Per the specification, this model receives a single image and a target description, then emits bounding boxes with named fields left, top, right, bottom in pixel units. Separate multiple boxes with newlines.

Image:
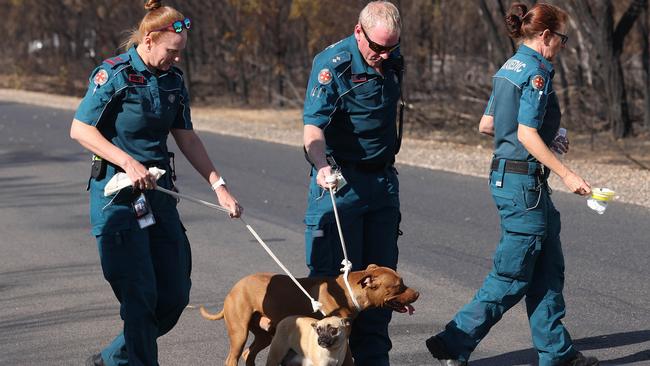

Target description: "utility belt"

left=90, top=152, right=176, bottom=181
left=334, top=158, right=394, bottom=173
left=490, top=158, right=543, bottom=176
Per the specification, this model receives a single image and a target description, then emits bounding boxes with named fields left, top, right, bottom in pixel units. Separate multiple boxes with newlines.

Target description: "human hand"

left=561, top=170, right=591, bottom=196
left=316, top=166, right=336, bottom=190
left=124, top=158, right=157, bottom=190
left=550, top=134, right=569, bottom=155
left=214, top=187, right=242, bottom=218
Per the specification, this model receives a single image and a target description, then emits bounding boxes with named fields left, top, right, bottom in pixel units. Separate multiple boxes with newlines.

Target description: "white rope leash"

left=155, top=186, right=326, bottom=315
left=325, top=175, right=362, bottom=312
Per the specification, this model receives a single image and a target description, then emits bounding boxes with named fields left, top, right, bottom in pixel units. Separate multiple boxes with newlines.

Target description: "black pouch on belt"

left=90, top=155, right=107, bottom=180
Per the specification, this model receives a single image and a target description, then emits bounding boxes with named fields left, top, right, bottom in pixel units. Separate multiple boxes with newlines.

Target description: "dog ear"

left=366, top=264, right=379, bottom=271
left=311, top=321, right=317, bottom=330
left=341, top=317, right=351, bottom=328
left=358, top=274, right=379, bottom=289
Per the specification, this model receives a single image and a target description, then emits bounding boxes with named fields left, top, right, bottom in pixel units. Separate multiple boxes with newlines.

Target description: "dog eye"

left=329, top=328, right=339, bottom=336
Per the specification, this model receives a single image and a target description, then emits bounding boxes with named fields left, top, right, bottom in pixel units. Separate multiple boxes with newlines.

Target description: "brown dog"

left=265, top=315, right=351, bottom=366
left=199, top=264, right=419, bottom=366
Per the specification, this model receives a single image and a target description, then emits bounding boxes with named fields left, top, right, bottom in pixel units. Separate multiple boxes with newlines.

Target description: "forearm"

left=303, top=124, right=328, bottom=169
left=517, top=125, right=568, bottom=178
left=69, top=119, right=134, bottom=168
left=478, top=115, right=494, bottom=136
left=172, top=129, right=221, bottom=184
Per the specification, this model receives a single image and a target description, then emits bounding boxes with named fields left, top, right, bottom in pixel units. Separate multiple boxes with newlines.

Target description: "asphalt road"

left=1, top=102, right=649, bottom=365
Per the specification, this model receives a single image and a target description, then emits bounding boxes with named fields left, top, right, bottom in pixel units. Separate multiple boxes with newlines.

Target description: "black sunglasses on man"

left=360, top=24, right=400, bottom=54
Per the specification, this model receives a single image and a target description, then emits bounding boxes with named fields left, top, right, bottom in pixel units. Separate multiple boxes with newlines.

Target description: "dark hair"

left=505, top=2, right=568, bottom=40
left=121, top=0, right=185, bottom=50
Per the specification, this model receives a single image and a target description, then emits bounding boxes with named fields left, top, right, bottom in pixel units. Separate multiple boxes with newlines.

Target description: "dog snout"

left=317, top=335, right=335, bottom=348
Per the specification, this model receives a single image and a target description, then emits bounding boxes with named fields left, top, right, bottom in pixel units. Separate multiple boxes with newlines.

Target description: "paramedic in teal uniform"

left=425, top=3, right=599, bottom=366
left=302, top=1, right=403, bottom=365
left=70, top=1, right=241, bottom=365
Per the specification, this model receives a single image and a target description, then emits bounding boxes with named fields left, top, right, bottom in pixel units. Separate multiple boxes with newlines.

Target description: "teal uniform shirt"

left=484, top=45, right=560, bottom=161
left=74, top=46, right=192, bottom=235
left=303, top=35, right=401, bottom=163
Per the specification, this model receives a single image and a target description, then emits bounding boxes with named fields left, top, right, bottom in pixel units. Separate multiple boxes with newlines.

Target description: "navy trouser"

left=96, top=219, right=192, bottom=366
left=304, top=165, right=400, bottom=366
left=437, top=161, right=578, bottom=365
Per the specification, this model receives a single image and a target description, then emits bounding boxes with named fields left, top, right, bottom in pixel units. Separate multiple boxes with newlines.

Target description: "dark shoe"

left=85, top=353, right=105, bottom=366
left=562, top=351, right=600, bottom=366
left=425, top=336, right=468, bottom=366
left=438, top=360, right=468, bottom=366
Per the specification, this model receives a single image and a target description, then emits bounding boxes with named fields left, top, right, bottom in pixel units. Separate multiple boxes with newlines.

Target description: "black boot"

left=562, top=351, right=599, bottom=366
left=425, top=336, right=468, bottom=366
left=85, top=353, right=105, bottom=366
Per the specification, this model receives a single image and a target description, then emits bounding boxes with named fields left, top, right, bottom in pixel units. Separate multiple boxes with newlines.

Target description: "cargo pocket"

left=494, top=232, right=541, bottom=280
left=304, top=214, right=337, bottom=274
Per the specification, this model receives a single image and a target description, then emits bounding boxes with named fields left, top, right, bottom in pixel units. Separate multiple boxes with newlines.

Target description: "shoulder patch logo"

left=532, top=75, right=545, bottom=90
left=93, top=69, right=109, bottom=87
left=318, top=68, right=332, bottom=85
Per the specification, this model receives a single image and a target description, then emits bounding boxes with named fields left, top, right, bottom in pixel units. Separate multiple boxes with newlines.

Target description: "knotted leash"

left=324, top=175, right=362, bottom=312
left=155, top=186, right=327, bottom=316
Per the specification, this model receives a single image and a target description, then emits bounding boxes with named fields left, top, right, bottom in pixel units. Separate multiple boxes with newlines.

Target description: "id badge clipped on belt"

left=133, top=193, right=155, bottom=229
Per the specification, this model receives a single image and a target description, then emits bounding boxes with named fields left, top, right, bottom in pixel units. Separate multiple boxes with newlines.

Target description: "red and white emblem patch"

left=94, top=69, right=109, bottom=87
left=318, top=68, right=332, bottom=85
left=532, top=75, right=545, bottom=90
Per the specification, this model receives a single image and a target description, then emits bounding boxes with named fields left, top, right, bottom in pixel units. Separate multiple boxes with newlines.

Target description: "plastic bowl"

left=591, top=188, right=616, bottom=202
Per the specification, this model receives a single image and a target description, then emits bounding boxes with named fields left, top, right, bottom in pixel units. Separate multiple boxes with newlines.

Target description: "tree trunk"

left=478, top=0, right=510, bottom=66
left=641, top=6, right=650, bottom=131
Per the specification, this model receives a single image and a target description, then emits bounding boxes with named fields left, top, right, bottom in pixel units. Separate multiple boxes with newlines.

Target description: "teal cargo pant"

left=97, top=216, right=192, bottom=366
left=304, top=165, right=400, bottom=366
left=437, top=160, right=578, bottom=365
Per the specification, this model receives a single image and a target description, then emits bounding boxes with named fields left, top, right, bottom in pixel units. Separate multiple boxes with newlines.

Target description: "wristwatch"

left=211, top=177, right=226, bottom=191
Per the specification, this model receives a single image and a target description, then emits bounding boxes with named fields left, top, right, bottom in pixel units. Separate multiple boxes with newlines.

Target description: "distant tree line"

left=1, top=0, right=649, bottom=139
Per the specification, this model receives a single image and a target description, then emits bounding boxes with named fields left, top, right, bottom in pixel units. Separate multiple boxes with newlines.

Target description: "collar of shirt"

left=517, top=44, right=554, bottom=75
left=347, top=35, right=381, bottom=77
left=128, top=46, right=149, bottom=74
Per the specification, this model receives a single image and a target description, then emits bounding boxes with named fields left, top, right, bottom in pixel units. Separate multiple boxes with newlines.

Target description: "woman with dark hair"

left=71, top=1, right=241, bottom=365
left=424, top=3, right=598, bottom=366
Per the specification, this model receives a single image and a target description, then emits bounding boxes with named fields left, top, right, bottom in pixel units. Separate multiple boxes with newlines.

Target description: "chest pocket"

left=159, top=88, right=181, bottom=120
left=348, top=78, right=382, bottom=107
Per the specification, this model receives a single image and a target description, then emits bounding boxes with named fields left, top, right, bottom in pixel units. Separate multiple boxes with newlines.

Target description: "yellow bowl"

left=591, top=188, right=615, bottom=202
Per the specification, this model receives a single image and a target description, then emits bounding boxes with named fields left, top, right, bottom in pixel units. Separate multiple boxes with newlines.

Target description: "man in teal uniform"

left=302, top=2, right=403, bottom=365
left=72, top=5, right=240, bottom=365
left=425, top=3, right=597, bottom=366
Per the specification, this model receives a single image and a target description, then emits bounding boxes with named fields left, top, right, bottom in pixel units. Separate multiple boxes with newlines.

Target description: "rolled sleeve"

left=517, top=74, right=549, bottom=129
left=73, top=67, right=116, bottom=127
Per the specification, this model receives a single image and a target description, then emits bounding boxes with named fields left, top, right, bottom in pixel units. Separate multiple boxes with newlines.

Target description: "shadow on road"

left=469, top=330, right=650, bottom=365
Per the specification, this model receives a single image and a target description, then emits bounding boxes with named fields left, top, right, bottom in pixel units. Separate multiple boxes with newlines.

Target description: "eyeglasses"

left=147, top=18, right=191, bottom=36
left=551, top=30, right=568, bottom=45
left=360, top=25, right=400, bottom=54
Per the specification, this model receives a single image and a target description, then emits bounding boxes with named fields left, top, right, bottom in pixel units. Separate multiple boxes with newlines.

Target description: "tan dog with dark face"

left=265, top=315, right=351, bottom=366
left=199, top=264, right=419, bottom=366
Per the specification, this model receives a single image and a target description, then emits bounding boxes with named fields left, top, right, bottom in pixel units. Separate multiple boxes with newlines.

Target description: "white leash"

left=324, top=175, right=362, bottom=312
left=155, top=186, right=326, bottom=316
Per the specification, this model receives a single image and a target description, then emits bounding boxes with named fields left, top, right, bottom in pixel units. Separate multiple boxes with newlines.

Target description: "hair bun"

left=505, top=3, right=528, bottom=39
left=144, top=0, right=162, bottom=11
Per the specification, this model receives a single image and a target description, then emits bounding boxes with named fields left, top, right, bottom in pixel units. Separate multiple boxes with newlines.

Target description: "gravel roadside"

left=1, top=88, right=648, bottom=210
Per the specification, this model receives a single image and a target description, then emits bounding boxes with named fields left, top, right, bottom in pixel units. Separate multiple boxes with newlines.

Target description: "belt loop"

left=496, top=159, right=506, bottom=188
left=527, top=161, right=538, bottom=176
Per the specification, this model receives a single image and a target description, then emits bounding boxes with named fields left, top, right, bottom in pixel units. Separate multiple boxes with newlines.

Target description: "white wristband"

left=211, top=177, right=226, bottom=191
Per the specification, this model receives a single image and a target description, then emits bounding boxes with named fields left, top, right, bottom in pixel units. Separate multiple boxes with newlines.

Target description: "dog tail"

left=199, top=305, right=224, bottom=321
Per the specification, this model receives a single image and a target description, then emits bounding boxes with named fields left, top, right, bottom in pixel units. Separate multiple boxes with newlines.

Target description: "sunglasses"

left=551, top=30, right=568, bottom=45
left=360, top=25, right=400, bottom=54
left=147, top=18, right=191, bottom=36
